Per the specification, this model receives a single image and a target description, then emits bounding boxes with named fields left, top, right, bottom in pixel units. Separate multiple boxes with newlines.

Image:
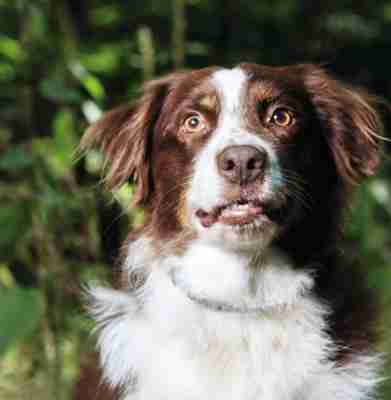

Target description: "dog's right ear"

left=80, top=74, right=181, bottom=207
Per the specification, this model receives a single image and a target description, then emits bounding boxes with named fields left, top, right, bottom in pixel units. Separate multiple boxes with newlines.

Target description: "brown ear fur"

left=80, top=73, right=183, bottom=206
left=302, top=65, right=383, bottom=184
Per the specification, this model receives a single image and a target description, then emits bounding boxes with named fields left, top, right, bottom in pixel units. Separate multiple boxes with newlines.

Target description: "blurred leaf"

left=80, top=45, right=121, bottom=74
left=369, top=179, right=391, bottom=214
left=114, top=183, right=134, bottom=211
left=0, top=128, right=11, bottom=146
left=0, top=62, right=15, bottom=81
left=69, top=61, right=105, bottom=102
left=0, top=202, right=31, bottom=254
left=137, top=26, right=155, bottom=79
left=82, top=75, right=105, bottom=101
left=186, top=41, right=210, bottom=56
left=0, top=263, right=15, bottom=288
left=89, top=4, right=123, bottom=27
left=0, top=146, right=33, bottom=171
left=84, top=149, right=103, bottom=175
left=39, top=77, right=82, bottom=104
left=0, top=288, right=42, bottom=355
left=29, top=4, right=48, bottom=40
left=366, top=266, right=391, bottom=303
left=31, top=132, right=77, bottom=181
left=52, top=109, right=78, bottom=176
left=324, top=13, right=379, bottom=39
left=383, top=4, right=391, bottom=21
left=133, top=208, right=145, bottom=228
left=81, top=100, right=102, bottom=124
left=0, top=35, right=26, bottom=63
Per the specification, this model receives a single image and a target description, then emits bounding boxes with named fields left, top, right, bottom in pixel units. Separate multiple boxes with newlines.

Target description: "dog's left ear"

left=302, top=65, right=385, bottom=184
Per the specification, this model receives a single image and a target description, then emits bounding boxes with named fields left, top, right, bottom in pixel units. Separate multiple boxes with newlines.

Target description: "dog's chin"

left=193, top=200, right=281, bottom=250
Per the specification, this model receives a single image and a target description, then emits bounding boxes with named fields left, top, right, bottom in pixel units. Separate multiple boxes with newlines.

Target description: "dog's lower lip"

left=219, top=204, right=263, bottom=226
left=196, top=201, right=264, bottom=228
left=195, top=209, right=217, bottom=227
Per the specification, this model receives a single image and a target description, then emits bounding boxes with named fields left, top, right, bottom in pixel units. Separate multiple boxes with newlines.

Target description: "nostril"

left=247, top=157, right=264, bottom=171
left=245, top=152, right=266, bottom=171
left=223, top=159, right=236, bottom=171
left=247, top=158, right=256, bottom=170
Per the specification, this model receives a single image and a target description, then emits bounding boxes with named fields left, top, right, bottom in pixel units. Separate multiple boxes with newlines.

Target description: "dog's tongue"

left=196, top=203, right=263, bottom=228
left=219, top=203, right=263, bottom=226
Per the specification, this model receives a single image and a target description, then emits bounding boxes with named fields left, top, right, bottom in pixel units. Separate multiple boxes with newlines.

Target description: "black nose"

left=217, top=145, right=267, bottom=185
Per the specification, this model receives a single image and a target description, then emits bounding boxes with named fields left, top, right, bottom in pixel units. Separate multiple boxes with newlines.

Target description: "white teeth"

left=225, top=203, right=249, bottom=211
left=229, top=209, right=248, bottom=217
left=221, top=203, right=251, bottom=217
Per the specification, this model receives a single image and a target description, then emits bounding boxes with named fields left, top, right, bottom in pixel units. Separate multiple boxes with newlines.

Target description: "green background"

left=0, top=0, right=390, bottom=399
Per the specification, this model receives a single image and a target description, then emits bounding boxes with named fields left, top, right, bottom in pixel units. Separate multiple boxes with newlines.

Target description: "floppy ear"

left=302, top=65, right=384, bottom=184
left=80, top=74, right=179, bottom=207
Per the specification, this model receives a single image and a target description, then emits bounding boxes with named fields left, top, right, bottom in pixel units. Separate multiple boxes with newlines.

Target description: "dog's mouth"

left=195, top=199, right=266, bottom=228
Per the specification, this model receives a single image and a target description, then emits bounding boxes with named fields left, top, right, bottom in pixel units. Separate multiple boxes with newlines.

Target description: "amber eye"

left=184, top=114, right=204, bottom=132
left=270, top=108, right=293, bottom=127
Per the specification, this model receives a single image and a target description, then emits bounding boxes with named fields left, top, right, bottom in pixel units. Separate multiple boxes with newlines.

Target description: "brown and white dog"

left=81, top=64, right=386, bottom=400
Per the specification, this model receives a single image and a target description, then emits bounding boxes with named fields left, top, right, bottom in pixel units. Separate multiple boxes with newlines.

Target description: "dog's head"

left=81, top=64, right=383, bottom=253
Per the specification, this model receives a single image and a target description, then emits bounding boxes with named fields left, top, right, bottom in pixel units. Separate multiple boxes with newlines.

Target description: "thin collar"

left=169, top=269, right=270, bottom=314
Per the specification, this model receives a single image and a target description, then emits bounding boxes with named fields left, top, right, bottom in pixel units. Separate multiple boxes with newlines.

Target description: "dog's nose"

left=217, top=145, right=267, bottom=185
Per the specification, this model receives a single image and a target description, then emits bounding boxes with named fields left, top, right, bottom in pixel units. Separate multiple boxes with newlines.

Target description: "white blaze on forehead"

left=211, top=68, right=248, bottom=115
left=210, top=67, right=268, bottom=149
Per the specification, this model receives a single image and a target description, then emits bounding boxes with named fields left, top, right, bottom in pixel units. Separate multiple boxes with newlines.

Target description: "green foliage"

left=0, top=288, right=42, bottom=355
left=0, top=0, right=390, bottom=398
left=39, top=77, right=83, bottom=104
left=0, top=146, right=33, bottom=171
left=0, top=201, right=31, bottom=254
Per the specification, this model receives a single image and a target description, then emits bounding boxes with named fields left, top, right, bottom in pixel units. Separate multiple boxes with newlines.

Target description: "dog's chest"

left=129, top=297, right=329, bottom=400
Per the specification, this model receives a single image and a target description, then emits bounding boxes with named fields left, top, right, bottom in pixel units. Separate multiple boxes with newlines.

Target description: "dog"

left=81, top=64, right=386, bottom=400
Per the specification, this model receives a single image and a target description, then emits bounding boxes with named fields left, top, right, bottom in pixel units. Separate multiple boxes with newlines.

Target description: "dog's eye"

left=184, top=114, right=205, bottom=132
left=270, top=108, right=294, bottom=127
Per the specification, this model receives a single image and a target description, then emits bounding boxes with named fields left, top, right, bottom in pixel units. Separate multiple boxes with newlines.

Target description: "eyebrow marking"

left=253, top=84, right=277, bottom=102
left=198, top=94, right=217, bottom=111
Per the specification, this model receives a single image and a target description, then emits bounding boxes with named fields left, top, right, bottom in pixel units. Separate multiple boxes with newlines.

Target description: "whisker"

left=275, top=171, right=314, bottom=213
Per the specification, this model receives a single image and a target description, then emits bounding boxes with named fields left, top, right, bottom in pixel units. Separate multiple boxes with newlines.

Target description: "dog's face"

left=82, top=64, right=381, bottom=251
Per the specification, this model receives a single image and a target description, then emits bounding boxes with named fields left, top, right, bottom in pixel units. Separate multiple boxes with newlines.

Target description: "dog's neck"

left=125, top=237, right=315, bottom=316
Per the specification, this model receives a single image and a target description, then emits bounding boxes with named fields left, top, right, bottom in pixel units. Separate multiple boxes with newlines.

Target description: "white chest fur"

left=89, top=239, right=381, bottom=400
